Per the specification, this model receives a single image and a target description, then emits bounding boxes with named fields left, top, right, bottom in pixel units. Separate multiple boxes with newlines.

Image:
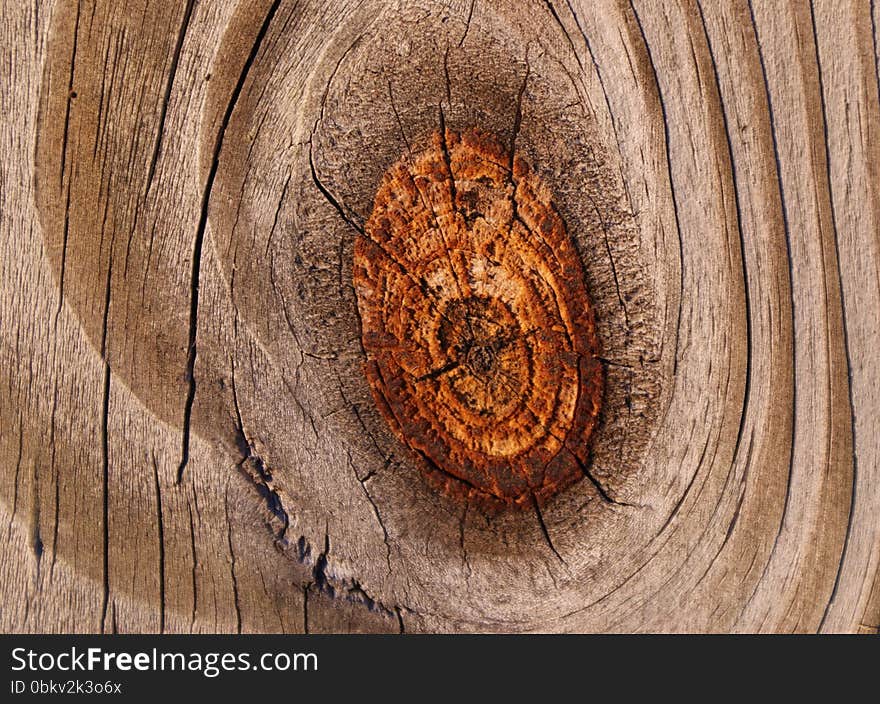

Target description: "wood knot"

left=354, top=128, right=603, bottom=507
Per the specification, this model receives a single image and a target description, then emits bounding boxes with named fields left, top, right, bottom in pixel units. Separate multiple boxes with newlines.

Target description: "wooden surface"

left=1, top=0, right=878, bottom=633
left=354, top=128, right=605, bottom=508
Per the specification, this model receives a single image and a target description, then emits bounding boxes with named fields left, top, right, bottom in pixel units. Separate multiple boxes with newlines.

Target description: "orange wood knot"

left=353, top=128, right=603, bottom=508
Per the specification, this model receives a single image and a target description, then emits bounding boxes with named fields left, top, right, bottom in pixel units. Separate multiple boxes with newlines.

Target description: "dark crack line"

left=368, top=361, right=492, bottom=500
left=735, top=0, right=802, bottom=628
left=100, top=361, right=111, bottom=632
left=694, top=0, right=755, bottom=526
left=266, top=172, right=292, bottom=256
left=224, top=487, right=242, bottom=634
left=295, top=531, right=405, bottom=624
left=458, top=0, right=475, bottom=47
left=258, top=570, right=285, bottom=629
left=302, top=585, right=309, bottom=633
left=657, top=430, right=713, bottom=535
left=177, top=0, right=282, bottom=484
left=55, top=1, right=86, bottom=323
left=724, top=432, right=755, bottom=546
left=808, top=0, right=858, bottom=632
left=99, top=253, right=113, bottom=633
left=319, top=33, right=366, bottom=126
left=30, top=439, right=43, bottom=585
left=872, top=0, right=880, bottom=115
left=401, top=327, right=618, bottom=506
left=5, top=413, right=23, bottom=541
left=704, top=6, right=753, bottom=360
left=55, top=183, right=73, bottom=324
left=510, top=50, right=530, bottom=159
left=542, top=0, right=585, bottom=72
left=313, top=533, right=332, bottom=597
left=48, top=382, right=60, bottom=577
left=505, top=50, right=531, bottom=240
left=151, top=453, right=166, bottom=633
left=564, top=0, right=639, bottom=214
left=531, top=493, right=566, bottom=565
left=334, top=375, right=390, bottom=462
left=187, top=501, right=198, bottom=629
left=414, top=359, right=460, bottom=382
left=306, top=30, right=368, bottom=230
left=307, top=140, right=365, bottom=235
left=91, top=29, right=112, bottom=160
left=58, top=0, right=81, bottom=189
left=443, top=47, right=453, bottom=103
left=683, top=434, right=757, bottom=600
left=459, top=501, right=472, bottom=580
left=586, top=191, right=630, bottom=329
left=570, top=440, right=630, bottom=506
left=438, top=105, right=457, bottom=217
left=628, top=0, right=687, bottom=378
left=414, top=446, right=484, bottom=496
left=230, top=360, right=290, bottom=540
left=145, top=0, right=196, bottom=196
left=597, top=356, right=638, bottom=370
left=347, top=451, right=392, bottom=574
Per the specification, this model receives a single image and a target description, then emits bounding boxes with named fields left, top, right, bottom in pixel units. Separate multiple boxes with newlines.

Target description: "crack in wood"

left=177, top=0, right=282, bottom=484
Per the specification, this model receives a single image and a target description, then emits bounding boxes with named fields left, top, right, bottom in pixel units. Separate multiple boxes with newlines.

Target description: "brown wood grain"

left=354, top=128, right=604, bottom=508
left=1, top=0, right=878, bottom=633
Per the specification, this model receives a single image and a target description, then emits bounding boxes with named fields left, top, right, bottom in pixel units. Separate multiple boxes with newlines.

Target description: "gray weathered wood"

left=1, top=0, right=878, bottom=633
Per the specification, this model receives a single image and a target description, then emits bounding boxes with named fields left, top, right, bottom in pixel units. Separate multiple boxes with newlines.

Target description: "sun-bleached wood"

left=1, top=0, right=878, bottom=633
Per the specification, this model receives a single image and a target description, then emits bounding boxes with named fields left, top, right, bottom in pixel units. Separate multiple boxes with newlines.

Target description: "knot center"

left=466, top=343, right=496, bottom=376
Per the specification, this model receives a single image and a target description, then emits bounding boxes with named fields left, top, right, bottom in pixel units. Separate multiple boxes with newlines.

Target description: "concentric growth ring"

left=354, top=128, right=603, bottom=506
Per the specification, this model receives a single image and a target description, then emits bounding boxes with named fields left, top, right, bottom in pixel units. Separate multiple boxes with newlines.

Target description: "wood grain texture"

left=1, top=0, right=878, bottom=633
left=354, top=128, right=604, bottom=508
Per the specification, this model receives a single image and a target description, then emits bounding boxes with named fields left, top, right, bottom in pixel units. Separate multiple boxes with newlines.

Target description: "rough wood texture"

left=355, top=128, right=604, bottom=508
left=1, top=0, right=878, bottom=633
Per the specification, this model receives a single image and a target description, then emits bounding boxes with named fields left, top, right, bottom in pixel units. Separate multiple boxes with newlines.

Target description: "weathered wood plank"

left=1, top=0, right=878, bottom=633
